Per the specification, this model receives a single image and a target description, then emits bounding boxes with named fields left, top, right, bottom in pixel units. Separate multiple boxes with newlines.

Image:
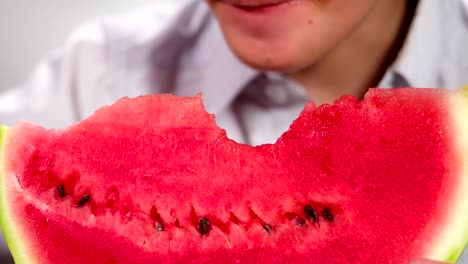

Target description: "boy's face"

left=205, top=0, right=381, bottom=73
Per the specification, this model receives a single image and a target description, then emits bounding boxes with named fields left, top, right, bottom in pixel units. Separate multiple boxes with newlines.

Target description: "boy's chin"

left=226, top=41, right=316, bottom=74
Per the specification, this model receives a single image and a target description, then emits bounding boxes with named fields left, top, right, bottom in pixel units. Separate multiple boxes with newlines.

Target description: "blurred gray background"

left=0, top=0, right=154, bottom=91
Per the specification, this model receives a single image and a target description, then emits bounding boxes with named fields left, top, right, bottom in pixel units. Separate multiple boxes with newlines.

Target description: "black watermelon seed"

left=322, top=208, right=334, bottom=222
left=262, top=224, right=273, bottom=235
left=198, top=218, right=211, bottom=236
left=304, top=205, right=318, bottom=222
left=77, top=194, right=91, bottom=207
left=57, top=185, right=66, bottom=198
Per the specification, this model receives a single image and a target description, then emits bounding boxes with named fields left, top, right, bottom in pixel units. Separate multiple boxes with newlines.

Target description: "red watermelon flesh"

left=0, top=88, right=468, bottom=263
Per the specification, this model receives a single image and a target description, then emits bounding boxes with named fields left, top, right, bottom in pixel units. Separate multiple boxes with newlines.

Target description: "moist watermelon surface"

left=0, top=88, right=468, bottom=264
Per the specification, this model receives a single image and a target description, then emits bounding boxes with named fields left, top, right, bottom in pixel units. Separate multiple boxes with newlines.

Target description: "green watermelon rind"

left=0, top=125, right=30, bottom=264
left=447, top=208, right=468, bottom=263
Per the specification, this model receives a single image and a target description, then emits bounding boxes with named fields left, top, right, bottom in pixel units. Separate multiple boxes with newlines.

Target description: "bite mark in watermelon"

left=0, top=88, right=468, bottom=263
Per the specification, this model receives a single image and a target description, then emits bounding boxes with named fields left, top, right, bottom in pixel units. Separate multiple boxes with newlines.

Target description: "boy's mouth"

left=221, top=0, right=295, bottom=11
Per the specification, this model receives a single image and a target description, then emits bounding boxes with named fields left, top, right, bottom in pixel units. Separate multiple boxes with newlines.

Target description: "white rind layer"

left=425, top=88, right=468, bottom=262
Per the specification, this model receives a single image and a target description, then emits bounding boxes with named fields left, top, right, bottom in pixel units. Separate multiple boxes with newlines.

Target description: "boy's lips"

left=221, top=0, right=295, bottom=10
left=222, top=0, right=293, bottom=5
left=212, top=0, right=308, bottom=37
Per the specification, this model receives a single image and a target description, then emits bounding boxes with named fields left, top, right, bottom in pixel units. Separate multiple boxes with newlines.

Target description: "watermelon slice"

left=0, top=88, right=468, bottom=263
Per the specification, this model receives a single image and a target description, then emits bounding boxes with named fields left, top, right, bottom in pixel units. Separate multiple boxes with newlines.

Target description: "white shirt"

left=0, top=0, right=467, bottom=261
